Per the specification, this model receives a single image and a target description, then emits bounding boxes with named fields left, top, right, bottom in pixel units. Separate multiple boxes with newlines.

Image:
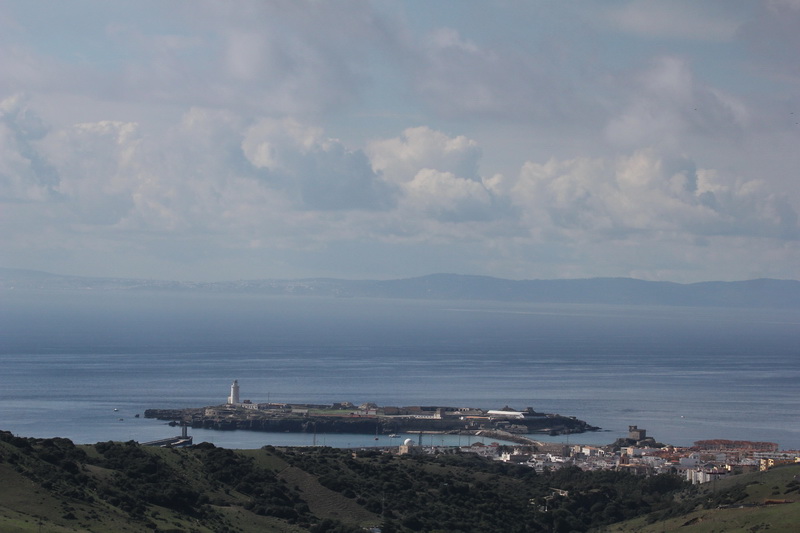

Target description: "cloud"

left=243, top=118, right=395, bottom=211
left=367, top=126, right=481, bottom=183
left=367, top=126, right=507, bottom=223
left=605, top=1, right=742, bottom=41
left=401, top=168, right=498, bottom=223
left=605, top=56, right=748, bottom=148
left=3, top=92, right=795, bottom=282
left=115, top=1, right=395, bottom=116
left=4, top=1, right=800, bottom=283
left=738, top=0, right=800, bottom=84
left=0, top=1, right=396, bottom=118
left=511, top=148, right=797, bottom=241
left=402, top=27, right=577, bottom=121
left=7, top=103, right=397, bottom=261
left=0, top=94, right=58, bottom=202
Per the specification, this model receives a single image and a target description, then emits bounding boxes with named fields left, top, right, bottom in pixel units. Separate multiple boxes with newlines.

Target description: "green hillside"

left=1, top=431, right=797, bottom=532
left=600, top=463, right=800, bottom=532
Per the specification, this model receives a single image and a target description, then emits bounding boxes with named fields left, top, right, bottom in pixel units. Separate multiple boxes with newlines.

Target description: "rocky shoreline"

left=144, top=404, right=599, bottom=441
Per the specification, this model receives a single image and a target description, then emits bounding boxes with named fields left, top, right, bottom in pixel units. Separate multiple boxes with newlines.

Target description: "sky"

left=1, top=0, right=799, bottom=283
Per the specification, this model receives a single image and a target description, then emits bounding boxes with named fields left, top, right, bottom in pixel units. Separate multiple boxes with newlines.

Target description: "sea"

left=1, top=290, right=798, bottom=450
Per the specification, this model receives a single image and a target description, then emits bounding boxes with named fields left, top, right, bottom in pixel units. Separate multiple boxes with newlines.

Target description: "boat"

left=389, top=434, right=400, bottom=438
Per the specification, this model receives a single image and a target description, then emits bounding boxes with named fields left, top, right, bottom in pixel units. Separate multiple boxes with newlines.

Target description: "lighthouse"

left=228, top=380, right=240, bottom=405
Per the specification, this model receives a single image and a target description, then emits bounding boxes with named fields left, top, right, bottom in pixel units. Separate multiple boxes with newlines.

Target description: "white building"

left=686, top=467, right=726, bottom=484
left=487, top=410, right=525, bottom=419
left=228, top=380, right=240, bottom=405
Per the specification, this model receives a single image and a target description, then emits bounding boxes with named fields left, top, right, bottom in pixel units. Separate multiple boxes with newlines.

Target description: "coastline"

left=144, top=402, right=600, bottom=444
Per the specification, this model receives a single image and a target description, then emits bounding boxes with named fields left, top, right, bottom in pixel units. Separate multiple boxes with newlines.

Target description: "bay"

left=1, top=290, right=798, bottom=449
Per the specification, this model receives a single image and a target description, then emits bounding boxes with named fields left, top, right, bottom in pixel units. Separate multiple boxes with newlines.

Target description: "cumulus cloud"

left=511, top=148, right=798, bottom=241
left=243, top=118, right=395, bottom=211
left=402, top=168, right=498, bottom=223
left=367, top=126, right=481, bottom=183
left=367, top=127, right=506, bottom=223
left=4, top=91, right=795, bottom=282
left=9, top=103, right=399, bottom=257
left=1, top=2, right=798, bottom=281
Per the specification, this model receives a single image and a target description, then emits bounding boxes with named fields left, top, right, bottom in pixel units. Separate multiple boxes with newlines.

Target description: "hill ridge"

left=2, top=268, right=799, bottom=308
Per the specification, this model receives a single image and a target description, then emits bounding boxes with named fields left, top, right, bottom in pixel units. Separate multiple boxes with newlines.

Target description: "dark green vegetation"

left=604, top=463, right=800, bottom=532
left=0, top=431, right=797, bottom=532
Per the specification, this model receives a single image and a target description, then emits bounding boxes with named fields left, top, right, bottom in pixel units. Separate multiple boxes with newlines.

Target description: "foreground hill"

left=604, top=464, right=800, bottom=532
left=1, top=431, right=798, bottom=532
left=2, top=269, right=800, bottom=308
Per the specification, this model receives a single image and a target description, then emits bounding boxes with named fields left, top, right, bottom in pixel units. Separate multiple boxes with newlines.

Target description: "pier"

left=142, top=422, right=193, bottom=447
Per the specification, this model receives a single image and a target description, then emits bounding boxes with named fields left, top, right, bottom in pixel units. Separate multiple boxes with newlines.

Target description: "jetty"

left=142, top=422, right=193, bottom=448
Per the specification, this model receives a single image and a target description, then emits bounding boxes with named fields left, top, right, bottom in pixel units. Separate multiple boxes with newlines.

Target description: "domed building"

left=399, top=437, right=420, bottom=455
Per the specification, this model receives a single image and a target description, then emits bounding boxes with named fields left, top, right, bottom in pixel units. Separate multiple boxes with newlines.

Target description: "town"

left=144, top=381, right=800, bottom=486
left=450, top=425, right=800, bottom=486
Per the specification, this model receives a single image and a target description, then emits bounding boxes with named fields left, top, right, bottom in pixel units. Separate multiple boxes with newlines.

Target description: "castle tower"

left=628, top=425, right=646, bottom=441
left=228, top=380, right=240, bottom=405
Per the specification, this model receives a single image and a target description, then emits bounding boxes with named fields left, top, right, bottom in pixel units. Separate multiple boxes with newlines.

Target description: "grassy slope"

left=600, top=464, right=800, bottom=533
left=0, top=437, right=306, bottom=533
left=278, top=466, right=380, bottom=526
left=0, top=462, right=175, bottom=533
left=1, top=432, right=797, bottom=533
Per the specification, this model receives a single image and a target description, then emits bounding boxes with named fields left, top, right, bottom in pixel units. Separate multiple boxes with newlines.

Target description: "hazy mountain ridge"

left=2, top=268, right=799, bottom=308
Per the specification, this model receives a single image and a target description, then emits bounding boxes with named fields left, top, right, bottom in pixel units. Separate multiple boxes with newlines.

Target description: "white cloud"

left=367, top=126, right=481, bottom=183
left=367, top=126, right=505, bottom=222
left=511, top=149, right=797, bottom=241
left=1, top=2, right=798, bottom=282
left=3, top=91, right=796, bottom=282
left=401, top=168, right=497, bottom=223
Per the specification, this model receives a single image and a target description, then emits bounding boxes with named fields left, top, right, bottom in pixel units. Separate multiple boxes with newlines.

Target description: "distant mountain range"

left=2, top=268, right=799, bottom=308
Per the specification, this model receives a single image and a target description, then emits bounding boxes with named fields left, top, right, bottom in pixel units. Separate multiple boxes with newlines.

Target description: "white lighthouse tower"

left=228, top=380, right=240, bottom=405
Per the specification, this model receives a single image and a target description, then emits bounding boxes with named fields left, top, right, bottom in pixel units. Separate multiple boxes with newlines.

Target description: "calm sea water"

left=1, top=291, right=798, bottom=449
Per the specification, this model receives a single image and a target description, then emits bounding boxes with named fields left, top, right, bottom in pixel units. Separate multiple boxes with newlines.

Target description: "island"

left=145, top=381, right=598, bottom=445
